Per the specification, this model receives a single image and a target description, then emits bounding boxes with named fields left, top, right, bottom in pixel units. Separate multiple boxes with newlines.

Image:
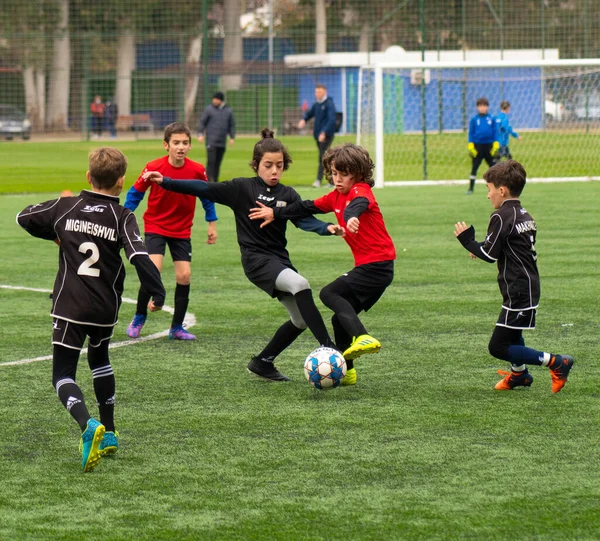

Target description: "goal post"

left=356, top=58, right=600, bottom=187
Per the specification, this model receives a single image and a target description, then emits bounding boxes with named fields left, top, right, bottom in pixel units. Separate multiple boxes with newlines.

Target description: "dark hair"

left=322, top=143, right=375, bottom=187
left=500, top=100, right=511, bottom=111
left=483, top=159, right=527, bottom=196
left=476, top=97, right=489, bottom=107
left=315, top=83, right=327, bottom=91
left=250, top=128, right=292, bottom=172
left=88, top=147, right=128, bottom=190
left=163, top=122, right=191, bottom=144
left=213, top=91, right=225, bottom=101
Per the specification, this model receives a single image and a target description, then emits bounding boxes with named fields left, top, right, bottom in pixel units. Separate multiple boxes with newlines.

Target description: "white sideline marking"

left=384, top=176, right=600, bottom=187
left=0, top=285, right=196, bottom=368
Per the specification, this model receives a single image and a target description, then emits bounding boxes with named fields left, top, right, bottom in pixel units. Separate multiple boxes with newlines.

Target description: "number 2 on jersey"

left=78, top=242, right=100, bottom=277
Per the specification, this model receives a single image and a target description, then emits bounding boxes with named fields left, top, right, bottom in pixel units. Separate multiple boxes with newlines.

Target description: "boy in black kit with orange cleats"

left=17, top=148, right=165, bottom=471
left=454, top=160, right=573, bottom=393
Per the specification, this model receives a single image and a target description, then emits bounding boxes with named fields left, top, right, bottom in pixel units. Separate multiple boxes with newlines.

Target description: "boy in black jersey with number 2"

left=144, top=129, right=342, bottom=382
left=454, top=160, right=573, bottom=393
left=17, top=148, right=165, bottom=472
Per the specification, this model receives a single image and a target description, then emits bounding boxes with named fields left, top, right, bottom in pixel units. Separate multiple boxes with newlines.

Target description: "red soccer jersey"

left=133, top=156, right=208, bottom=238
left=314, top=183, right=396, bottom=267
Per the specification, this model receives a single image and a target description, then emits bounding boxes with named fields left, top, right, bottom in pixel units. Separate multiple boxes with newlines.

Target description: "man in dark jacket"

left=298, top=84, right=337, bottom=188
left=197, top=91, right=236, bottom=182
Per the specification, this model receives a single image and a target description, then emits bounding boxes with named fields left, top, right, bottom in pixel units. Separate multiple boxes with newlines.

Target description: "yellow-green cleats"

left=341, top=367, right=357, bottom=386
left=342, top=334, right=381, bottom=361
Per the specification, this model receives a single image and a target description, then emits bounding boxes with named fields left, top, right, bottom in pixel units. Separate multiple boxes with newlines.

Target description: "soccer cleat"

left=465, top=189, right=474, bottom=195
left=341, top=367, right=357, bottom=386
left=126, top=314, right=146, bottom=338
left=342, top=334, right=381, bottom=361
left=169, top=325, right=196, bottom=340
left=494, top=369, right=534, bottom=390
left=99, top=431, right=119, bottom=456
left=247, top=357, right=290, bottom=382
left=549, top=354, right=574, bottom=394
left=312, top=180, right=322, bottom=188
left=80, top=418, right=105, bottom=473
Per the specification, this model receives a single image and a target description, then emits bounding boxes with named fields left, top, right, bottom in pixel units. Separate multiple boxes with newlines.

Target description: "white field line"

left=0, top=285, right=196, bottom=368
left=384, top=176, right=600, bottom=187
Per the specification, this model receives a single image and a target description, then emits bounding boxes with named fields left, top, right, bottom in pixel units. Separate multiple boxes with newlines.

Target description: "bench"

left=116, top=114, right=155, bottom=132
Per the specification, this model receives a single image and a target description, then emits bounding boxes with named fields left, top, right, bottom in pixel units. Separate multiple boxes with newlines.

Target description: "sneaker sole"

left=101, top=446, right=118, bottom=456
left=83, top=425, right=106, bottom=473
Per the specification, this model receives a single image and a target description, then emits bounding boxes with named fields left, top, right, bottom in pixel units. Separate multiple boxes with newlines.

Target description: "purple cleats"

left=169, top=325, right=196, bottom=341
left=126, top=314, right=146, bottom=338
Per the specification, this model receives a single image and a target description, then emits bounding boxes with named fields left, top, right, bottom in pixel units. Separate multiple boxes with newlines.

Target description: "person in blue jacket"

left=495, top=101, right=521, bottom=161
left=298, top=84, right=337, bottom=188
left=466, top=97, right=499, bottom=194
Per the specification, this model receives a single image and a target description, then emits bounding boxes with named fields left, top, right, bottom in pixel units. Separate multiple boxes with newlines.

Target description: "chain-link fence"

left=1, top=0, right=599, bottom=139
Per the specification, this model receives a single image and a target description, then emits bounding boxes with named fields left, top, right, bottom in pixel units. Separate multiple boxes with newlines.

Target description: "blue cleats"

left=126, top=313, right=146, bottom=338
left=99, top=431, right=119, bottom=456
left=80, top=418, right=105, bottom=472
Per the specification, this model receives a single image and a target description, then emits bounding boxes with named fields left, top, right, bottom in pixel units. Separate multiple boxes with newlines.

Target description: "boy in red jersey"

left=124, top=122, right=217, bottom=340
left=249, top=143, right=396, bottom=385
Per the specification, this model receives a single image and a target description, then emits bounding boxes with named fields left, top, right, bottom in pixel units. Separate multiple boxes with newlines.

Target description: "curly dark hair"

left=249, top=128, right=293, bottom=172
left=322, top=143, right=374, bottom=187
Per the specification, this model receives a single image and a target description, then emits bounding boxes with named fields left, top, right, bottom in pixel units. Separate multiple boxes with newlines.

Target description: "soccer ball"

left=304, top=347, right=347, bottom=390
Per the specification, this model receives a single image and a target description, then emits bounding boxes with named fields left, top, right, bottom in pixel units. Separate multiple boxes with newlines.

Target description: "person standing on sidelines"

left=298, top=84, right=337, bottom=188
left=16, top=148, right=165, bottom=472
left=495, top=100, right=521, bottom=161
left=466, top=97, right=499, bottom=195
left=124, top=122, right=218, bottom=341
left=197, top=91, right=236, bottom=183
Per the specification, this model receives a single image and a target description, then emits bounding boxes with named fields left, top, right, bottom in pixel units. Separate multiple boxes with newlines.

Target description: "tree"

left=220, top=0, right=243, bottom=91
left=46, top=0, right=70, bottom=130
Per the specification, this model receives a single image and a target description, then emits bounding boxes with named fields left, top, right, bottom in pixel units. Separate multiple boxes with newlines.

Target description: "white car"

left=545, top=98, right=566, bottom=121
left=572, top=93, right=600, bottom=120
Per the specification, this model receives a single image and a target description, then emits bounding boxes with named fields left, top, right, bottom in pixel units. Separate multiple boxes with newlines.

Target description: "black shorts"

left=496, top=307, right=536, bottom=330
left=52, top=318, right=114, bottom=351
left=332, top=260, right=394, bottom=312
left=242, top=253, right=296, bottom=298
left=145, top=233, right=192, bottom=262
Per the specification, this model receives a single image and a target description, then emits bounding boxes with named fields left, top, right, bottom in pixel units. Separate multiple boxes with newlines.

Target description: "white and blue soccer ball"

left=304, top=347, right=347, bottom=390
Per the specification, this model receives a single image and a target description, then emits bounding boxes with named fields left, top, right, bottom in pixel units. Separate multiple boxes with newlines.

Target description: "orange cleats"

left=494, top=369, right=534, bottom=390
left=549, top=354, right=574, bottom=394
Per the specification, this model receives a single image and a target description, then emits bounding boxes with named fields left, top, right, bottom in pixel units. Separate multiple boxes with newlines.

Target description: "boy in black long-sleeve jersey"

left=17, top=148, right=165, bottom=472
left=454, top=160, right=573, bottom=393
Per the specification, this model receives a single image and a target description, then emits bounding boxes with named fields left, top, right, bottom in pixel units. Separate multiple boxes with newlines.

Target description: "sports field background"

left=1, top=139, right=599, bottom=539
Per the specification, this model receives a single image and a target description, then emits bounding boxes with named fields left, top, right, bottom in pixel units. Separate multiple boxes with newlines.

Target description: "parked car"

left=0, top=105, right=31, bottom=140
left=545, top=98, right=567, bottom=122
left=572, top=92, right=600, bottom=120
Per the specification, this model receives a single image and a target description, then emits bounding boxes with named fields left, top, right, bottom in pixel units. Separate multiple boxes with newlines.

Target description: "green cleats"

left=80, top=418, right=105, bottom=473
left=99, top=431, right=119, bottom=456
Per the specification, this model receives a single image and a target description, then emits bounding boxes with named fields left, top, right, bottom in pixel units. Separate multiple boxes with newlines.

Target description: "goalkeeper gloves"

left=491, top=141, right=500, bottom=156
left=467, top=142, right=477, bottom=158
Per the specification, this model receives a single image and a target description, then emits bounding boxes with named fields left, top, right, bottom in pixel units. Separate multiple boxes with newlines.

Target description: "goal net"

left=357, top=60, right=600, bottom=187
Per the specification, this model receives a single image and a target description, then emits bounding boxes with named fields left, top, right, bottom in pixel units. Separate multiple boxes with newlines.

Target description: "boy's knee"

left=175, top=272, right=191, bottom=286
left=488, top=338, right=509, bottom=361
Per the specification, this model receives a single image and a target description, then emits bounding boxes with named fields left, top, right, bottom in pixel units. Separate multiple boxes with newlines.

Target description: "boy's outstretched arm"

left=454, top=221, right=495, bottom=263
left=131, top=255, right=165, bottom=310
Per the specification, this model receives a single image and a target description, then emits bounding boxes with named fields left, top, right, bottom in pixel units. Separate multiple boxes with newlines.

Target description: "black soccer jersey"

left=161, top=176, right=331, bottom=270
left=17, top=190, right=150, bottom=326
left=481, top=199, right=540, bottom=310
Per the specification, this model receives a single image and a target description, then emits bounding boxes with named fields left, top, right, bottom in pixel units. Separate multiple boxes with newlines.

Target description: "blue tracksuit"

left=303, top=97, right=336, bottom=139
left=468, top=113, right=498, bottom=144
left=495, top=111, right=518, bottom=147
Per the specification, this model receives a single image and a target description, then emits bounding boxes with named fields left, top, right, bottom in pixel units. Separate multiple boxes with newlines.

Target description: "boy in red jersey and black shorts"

left=124, top=122, right=218, bottom=340
left=249, top=143, right=396, bottom=385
